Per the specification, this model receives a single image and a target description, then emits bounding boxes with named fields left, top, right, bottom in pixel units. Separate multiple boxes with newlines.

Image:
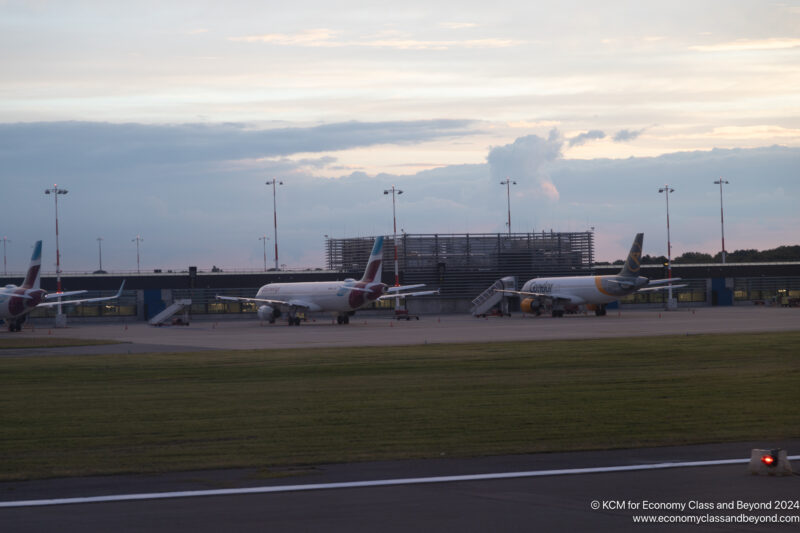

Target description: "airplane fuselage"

left=256, top=279, right=387, bottom=314
left=0, top=286, right=46, bottom=321
left=520, top=274, right=650, bottom=305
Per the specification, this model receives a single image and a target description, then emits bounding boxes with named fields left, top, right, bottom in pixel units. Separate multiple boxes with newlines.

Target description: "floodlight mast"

left=267, top=178, right=283, bottom=270
left=45, top=185, right=68, bottom=318
left=1, top=236, right=9, bottom=276
left=259, top=235, right=269, bottom=272
left=132, top=235, right=143, bottom=273
left=500, top=178, right=516, bottom=236
left=383, top=185, right=403, bottom=287
left=658, top=185, right=675, bottom=302
left=714, top=178, right=729, bottom=263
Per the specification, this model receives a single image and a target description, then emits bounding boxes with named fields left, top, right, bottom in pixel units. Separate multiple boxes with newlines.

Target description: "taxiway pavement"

left=2, top=306, right=799, bottom=356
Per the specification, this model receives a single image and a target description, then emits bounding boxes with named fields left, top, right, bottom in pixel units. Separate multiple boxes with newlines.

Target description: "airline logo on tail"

left=22, top=241, right=42, bottom=289
left=349, top=236, right=385, bottom=308
left=619, top=233, right=643, bottom=277
left=360, top=236, right=384, bottom=283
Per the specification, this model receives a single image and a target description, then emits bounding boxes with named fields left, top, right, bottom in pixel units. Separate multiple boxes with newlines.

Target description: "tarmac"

left=2, top=305, right=799, bottom=356
left=1, top=306, right=799, bottom=531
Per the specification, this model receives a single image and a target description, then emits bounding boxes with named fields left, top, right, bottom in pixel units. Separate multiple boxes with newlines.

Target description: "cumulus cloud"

left=568, top=130, right=605, bottom=147
left=487, top=129, right=563, bottom=201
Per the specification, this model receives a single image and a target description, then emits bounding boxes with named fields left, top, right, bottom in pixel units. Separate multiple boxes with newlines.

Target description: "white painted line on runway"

left=2, top=455, right=798, bottom=508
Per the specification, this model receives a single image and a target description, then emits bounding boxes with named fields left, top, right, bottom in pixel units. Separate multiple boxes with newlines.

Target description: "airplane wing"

left=378, top=289, right=440, bottom=300
left=37, top=281, right=126, bottom=308
left=636, top=284, right=687, bottom=293
left=647, top=278, right=683, bottom=285
left=217, top=295, right=289, bottom=306
left=0, top=290, right=33, bottom=299
left=494, top=289, right=582, bottom=304
left=43, top=290, right=88, bottom=300
left=215, top=295, right=320, bottom=312
left=386, top=284, right=427, bottom=293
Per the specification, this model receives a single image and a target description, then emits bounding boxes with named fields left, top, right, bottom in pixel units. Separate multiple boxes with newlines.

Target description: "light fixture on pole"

left=45, top=184, right=68, bottom=325
left=259, top=235, right=269, bottom=272
left=383, top=185, right=403, bottom=288
left=714, top=178, right=729, bottom=263
left=500, top=178, right=517, bottom=235
left=96, top=237, right=104, bottom=272
left=1, top=236, right=9, bottom=276
left=266, top=178, right=283, bottom=270
left=658, top=185, right=675, bottom=306
left=132, top=235, right=143, bottom=273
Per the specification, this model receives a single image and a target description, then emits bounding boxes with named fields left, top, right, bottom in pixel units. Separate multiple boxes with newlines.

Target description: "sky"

left=1, top=0, right=799, bottom=274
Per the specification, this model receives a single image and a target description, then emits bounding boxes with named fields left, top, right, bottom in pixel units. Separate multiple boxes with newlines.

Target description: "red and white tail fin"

left=359, top=236, right=384, bottom=283
left=22, top=241, right=42, bottom=289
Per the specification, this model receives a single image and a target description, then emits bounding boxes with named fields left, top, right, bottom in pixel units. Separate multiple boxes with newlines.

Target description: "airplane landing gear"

left=336, top=315, right=350, bottom=325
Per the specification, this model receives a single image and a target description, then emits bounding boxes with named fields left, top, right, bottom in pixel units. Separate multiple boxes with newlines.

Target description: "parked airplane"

left=0, top=241, right=125, bottom=332
left=498, top=233, right=685, bottom=317
left=217, top=236, right=436, bottom=325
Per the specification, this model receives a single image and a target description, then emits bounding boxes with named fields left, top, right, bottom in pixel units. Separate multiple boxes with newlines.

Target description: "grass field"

left=0, top=337, right=122, bottom=349
left=1, top=332, right=798, bottom=480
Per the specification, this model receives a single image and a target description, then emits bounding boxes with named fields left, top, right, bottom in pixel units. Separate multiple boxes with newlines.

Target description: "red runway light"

left=761, top=454, right=775, bottom=466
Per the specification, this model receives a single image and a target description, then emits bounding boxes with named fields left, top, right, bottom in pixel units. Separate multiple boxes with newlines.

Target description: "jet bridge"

left=470, top=276, right=516, bottom=317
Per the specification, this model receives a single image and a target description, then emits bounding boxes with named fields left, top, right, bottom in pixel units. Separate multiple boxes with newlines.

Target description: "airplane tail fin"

left=22, top=241, right=43, bottom=289
left=359, top=236, right=384, bottom=283
left=618, top=233, right=643, bottom=278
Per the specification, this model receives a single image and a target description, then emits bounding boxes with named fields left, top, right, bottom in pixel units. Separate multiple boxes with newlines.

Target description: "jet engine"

left=257, top=305, right=280, bottom=323
left=520, top=298, right=542, bottom=315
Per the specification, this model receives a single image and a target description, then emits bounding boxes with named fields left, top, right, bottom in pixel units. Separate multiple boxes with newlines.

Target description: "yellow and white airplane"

left=217, top=236, right=436, bottom=325
left=0, top=241, right=125, bottom=331
left=498, top=233, right=684, bottom=317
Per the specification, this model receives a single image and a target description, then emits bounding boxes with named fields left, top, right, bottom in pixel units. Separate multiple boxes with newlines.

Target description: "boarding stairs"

left=470, top=276, right=516, bottom=316
left=148, top=299, right=192, bottom=326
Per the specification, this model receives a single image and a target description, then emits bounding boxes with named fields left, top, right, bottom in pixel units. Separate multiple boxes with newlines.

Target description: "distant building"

left=326, top=231, right=595, bottom=299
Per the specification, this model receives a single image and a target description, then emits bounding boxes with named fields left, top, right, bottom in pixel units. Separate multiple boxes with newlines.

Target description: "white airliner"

left=217, top=236, right=437, bottom=325
left=0, top=241, right=125, bottom=332
left=498, top=233, right=685, bottom=317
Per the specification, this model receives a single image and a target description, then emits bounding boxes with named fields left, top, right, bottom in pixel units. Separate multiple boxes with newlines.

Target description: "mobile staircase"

left=470, top=276, right=516, bottom=317
left=148, top=299, right=192, bottom=326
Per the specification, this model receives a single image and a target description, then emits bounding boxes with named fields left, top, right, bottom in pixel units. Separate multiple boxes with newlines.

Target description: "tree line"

left=600, top=245, right=800, bottom=266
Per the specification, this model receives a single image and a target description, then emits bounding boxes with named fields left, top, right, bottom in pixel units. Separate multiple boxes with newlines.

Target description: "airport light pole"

left=2, top=236, right=9, bottom=276
left=45, top=185, right=68, bottom=323
left=132, top=235, right=143, bottom=273
left=97, top=237, right=104, bottom=272
left=500, top=178, right=516, bottom=235
left=714, top=178, right=729, bottom=263
left=658, top=185, right=675, bottom=304
left=383, top=185, right=403, bottom=287
left=259, top=235, right=269, bottom=272
left=266, top=178, right=283, bottom=270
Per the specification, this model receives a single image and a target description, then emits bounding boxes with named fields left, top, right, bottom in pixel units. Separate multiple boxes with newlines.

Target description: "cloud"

left=487, top=130, right=563, bottom=201
left=690, top=38, right=800, bottom=52
left=230, top=29, right=525, bottom=50
left=0, top=120, right=480, bottom=175
left=230, top=29, right=340, bottom=47
left=568, top=130, right=606, bottom=147
left=613, top=128, right=646, bottom=142
left=439, top=22, right=478, bottom=30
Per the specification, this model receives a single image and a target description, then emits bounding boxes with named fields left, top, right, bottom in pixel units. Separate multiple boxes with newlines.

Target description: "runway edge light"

left=748, top=448, right=793, bottom=476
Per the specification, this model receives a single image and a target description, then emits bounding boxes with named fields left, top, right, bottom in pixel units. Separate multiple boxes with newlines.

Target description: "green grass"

left=1, top=332, right=798, bottom=480
left=0, top=337, right=122, bottom=349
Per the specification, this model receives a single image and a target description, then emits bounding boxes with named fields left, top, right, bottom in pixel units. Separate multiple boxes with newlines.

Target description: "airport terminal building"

left=3, top=231, right=799, bottom=323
